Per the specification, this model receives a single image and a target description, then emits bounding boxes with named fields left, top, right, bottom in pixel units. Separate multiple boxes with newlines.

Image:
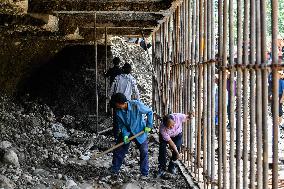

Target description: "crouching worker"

left=110, top=93, right=153, bottom=178
left=157, top=113, right=193, bottom=177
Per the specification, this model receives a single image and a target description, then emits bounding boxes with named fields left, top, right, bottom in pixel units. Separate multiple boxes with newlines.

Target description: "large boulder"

left=3, top=149, right=20, bottom=167
left=66, top=180, right=79, bottom=189
left=0, top=141, right=12, bottom=150
left=120, top=183, right=140, bottom=189
left=78, top=183, right=94, bottom=189
left=0, top=175, right=15, bottom=189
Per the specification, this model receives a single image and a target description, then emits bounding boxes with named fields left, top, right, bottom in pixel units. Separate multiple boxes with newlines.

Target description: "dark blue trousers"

left=111, top=135, right=149, bottom=176
left=158, top=133, right=182, bottom=171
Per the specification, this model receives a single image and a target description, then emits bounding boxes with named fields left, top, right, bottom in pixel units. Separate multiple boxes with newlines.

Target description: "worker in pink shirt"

left=157, top=112, right=193, bottom=177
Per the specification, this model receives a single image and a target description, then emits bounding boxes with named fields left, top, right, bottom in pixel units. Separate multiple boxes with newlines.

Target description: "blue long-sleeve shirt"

left=116, top=100, right=153, bottom=144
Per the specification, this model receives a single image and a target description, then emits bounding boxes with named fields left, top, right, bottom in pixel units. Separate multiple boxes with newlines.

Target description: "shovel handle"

left=91, top=130, right=145, bottom=160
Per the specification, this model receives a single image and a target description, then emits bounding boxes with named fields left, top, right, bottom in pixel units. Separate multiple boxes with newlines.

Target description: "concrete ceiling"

left=0, top=0, right=180, bottom=41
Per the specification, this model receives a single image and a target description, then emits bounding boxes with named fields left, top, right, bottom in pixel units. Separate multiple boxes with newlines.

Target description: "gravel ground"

left=0, top=94, right=190, bottom=189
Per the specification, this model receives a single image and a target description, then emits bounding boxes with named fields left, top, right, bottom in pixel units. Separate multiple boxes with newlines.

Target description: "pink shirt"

left=160, top=113, right=187, bottom=141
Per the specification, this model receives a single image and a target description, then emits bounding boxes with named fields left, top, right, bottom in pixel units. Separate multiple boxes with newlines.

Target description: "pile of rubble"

left=110, top=37, right=153, bottom=106
left=0, top=95, right=189, bottom=188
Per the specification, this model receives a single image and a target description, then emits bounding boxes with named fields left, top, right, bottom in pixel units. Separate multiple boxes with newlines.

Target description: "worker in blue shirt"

left=279, top=71, right=284, bottom=125
left=110, top=93, right=153, bottom=177
left=269, top=70, right=284, bottom=126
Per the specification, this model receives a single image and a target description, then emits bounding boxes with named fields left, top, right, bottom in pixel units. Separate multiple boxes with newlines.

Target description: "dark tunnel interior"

left=16, top=45, right=110, bottom=120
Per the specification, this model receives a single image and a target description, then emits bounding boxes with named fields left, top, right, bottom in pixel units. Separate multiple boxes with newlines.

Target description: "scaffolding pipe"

left=242, top=0, right=249, bottom=186
left=271, top=0, right=279, bottom=187
left=260, top=0, right=268, bottom=186
left=105, top=27, right=108, bottom=114
left=249, top=0, right=256, bottom=186
left=94, top=13, right=98, bottom=134
left=256, top=0, right=263, bottom=187
left=228, top=0, right=235, bottom=187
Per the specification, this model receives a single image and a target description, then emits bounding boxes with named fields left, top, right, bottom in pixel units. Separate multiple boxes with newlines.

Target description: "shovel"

left=90, top=130, right=145, bottom=160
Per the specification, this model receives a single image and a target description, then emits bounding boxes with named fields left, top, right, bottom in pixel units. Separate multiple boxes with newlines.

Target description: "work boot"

left=156, top=169, right=165, bottom=178
left=140, top=175, right=148, bottom=180
left=168, top=161, right=177, bottom=175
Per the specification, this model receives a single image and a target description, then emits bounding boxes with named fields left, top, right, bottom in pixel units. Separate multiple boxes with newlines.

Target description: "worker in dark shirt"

left=105, top=57, right=123, bottom=85
left=105, top=57, right=123, bottom=141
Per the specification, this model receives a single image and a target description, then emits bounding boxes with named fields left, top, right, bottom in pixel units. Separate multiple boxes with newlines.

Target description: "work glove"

left=123, top=136, right=130, bottom=144
left=144, top=126, right=151, bottom=133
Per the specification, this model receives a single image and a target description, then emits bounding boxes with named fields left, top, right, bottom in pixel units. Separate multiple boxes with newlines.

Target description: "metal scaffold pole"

left=94, top=13, right=98, bottom=134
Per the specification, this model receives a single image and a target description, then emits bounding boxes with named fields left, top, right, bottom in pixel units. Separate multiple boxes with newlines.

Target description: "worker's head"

left=279, top=70, right=284, bottom=79
left=162, top=114, right=175, bottom=129
left=123, top=63, right=132, bottom=74
left=110, top=93, right=128, bottom=109
left=113, top=57, right=120, bottom=66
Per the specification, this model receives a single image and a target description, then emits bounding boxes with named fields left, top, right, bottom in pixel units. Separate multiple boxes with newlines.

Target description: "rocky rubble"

left=0, top=94, right=190, bottom=188
left=110, top=37, right=153, bottom=106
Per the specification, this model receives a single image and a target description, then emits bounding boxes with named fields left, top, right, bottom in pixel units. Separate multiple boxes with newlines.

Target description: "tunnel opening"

left=16, top=44, right=111, bottom=125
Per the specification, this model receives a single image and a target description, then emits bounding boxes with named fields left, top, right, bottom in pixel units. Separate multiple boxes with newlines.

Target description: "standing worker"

left=157, top=113, right=193, bottom=177
left=109, top=93, right=153, bottom=178
left=109, top=63, right=140, bottom=140
left=104, top=57, right=123, bottom=85
left=105, top=57, right=123, bottom=141
left=109, top=63, right=140, bottom=101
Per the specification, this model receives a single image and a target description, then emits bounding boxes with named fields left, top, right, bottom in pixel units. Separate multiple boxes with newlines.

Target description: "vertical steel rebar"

left=203, top=0, right=208, bottom=186
left=228, top=0, right=235, bottom=187
left=236, top=0, right=243, bottom=186
left=105, top=27, right=108, bottom=114
left=203, top=63, right=208, bottom=188
left=185, top=0, right=192, bottom=166
left=206, top=0, right=212, bottom=184
left=271, top=0, right=279, bottom=187
left=260, top=0, right=268, bottom=186
left=195, top=0, right=201, bottom=178
left=242, top=0, right=249, bottom=186
left=94, top=13, right=98, bottom=134
left=218, top=68, right=223, bottom=188
left=210, top=0, right=216, bottom=187
left=195, top=64, right=199, bottom=176
left=217, top=0, right=224, bottom=186
left=249, top=0, right=256, bottom=186
left=256, top=0, right=263, bottom=187
left=222, top=0, right=228, bottom=186
left=211, top=63, right=216, bottom=189
left=191, top=0, right=197, bottom=172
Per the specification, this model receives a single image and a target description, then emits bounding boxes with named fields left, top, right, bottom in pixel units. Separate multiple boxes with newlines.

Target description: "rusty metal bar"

left=217, top=0, right=224, bottom=187
left=105, top=27, right=108, bottom=114
left=210, top=0, right=216, bottom=187
left=94, top=13, right=98, bottom=134
left=206, top=0, right=212, bottom=185
left=228, top=0, right=235, bottom=187
left=242, top=0, right=249, bottom=186
left=218, top=67, right=223, bottom=188
left=222, top=0, right=228, bottom=186
left=203, top=0, right=208, bottom=185
left=203, top=64, right=208, bottom=188
left=260, top=0, right=268, bottom=186
left=271, top=0, right=279, bottom=187
left=211, top=64, right=216, bottom=189
left=236, top=0, right=243, bottom=186
left=256, top=0, right=263, bottom=187
left=185, top=0, right=191, bottom=166
left=249, top=0, right=256, bottom=186
left=195, top=0, right=201, bottom=179
left=191, top=0, right=197, bottom=173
